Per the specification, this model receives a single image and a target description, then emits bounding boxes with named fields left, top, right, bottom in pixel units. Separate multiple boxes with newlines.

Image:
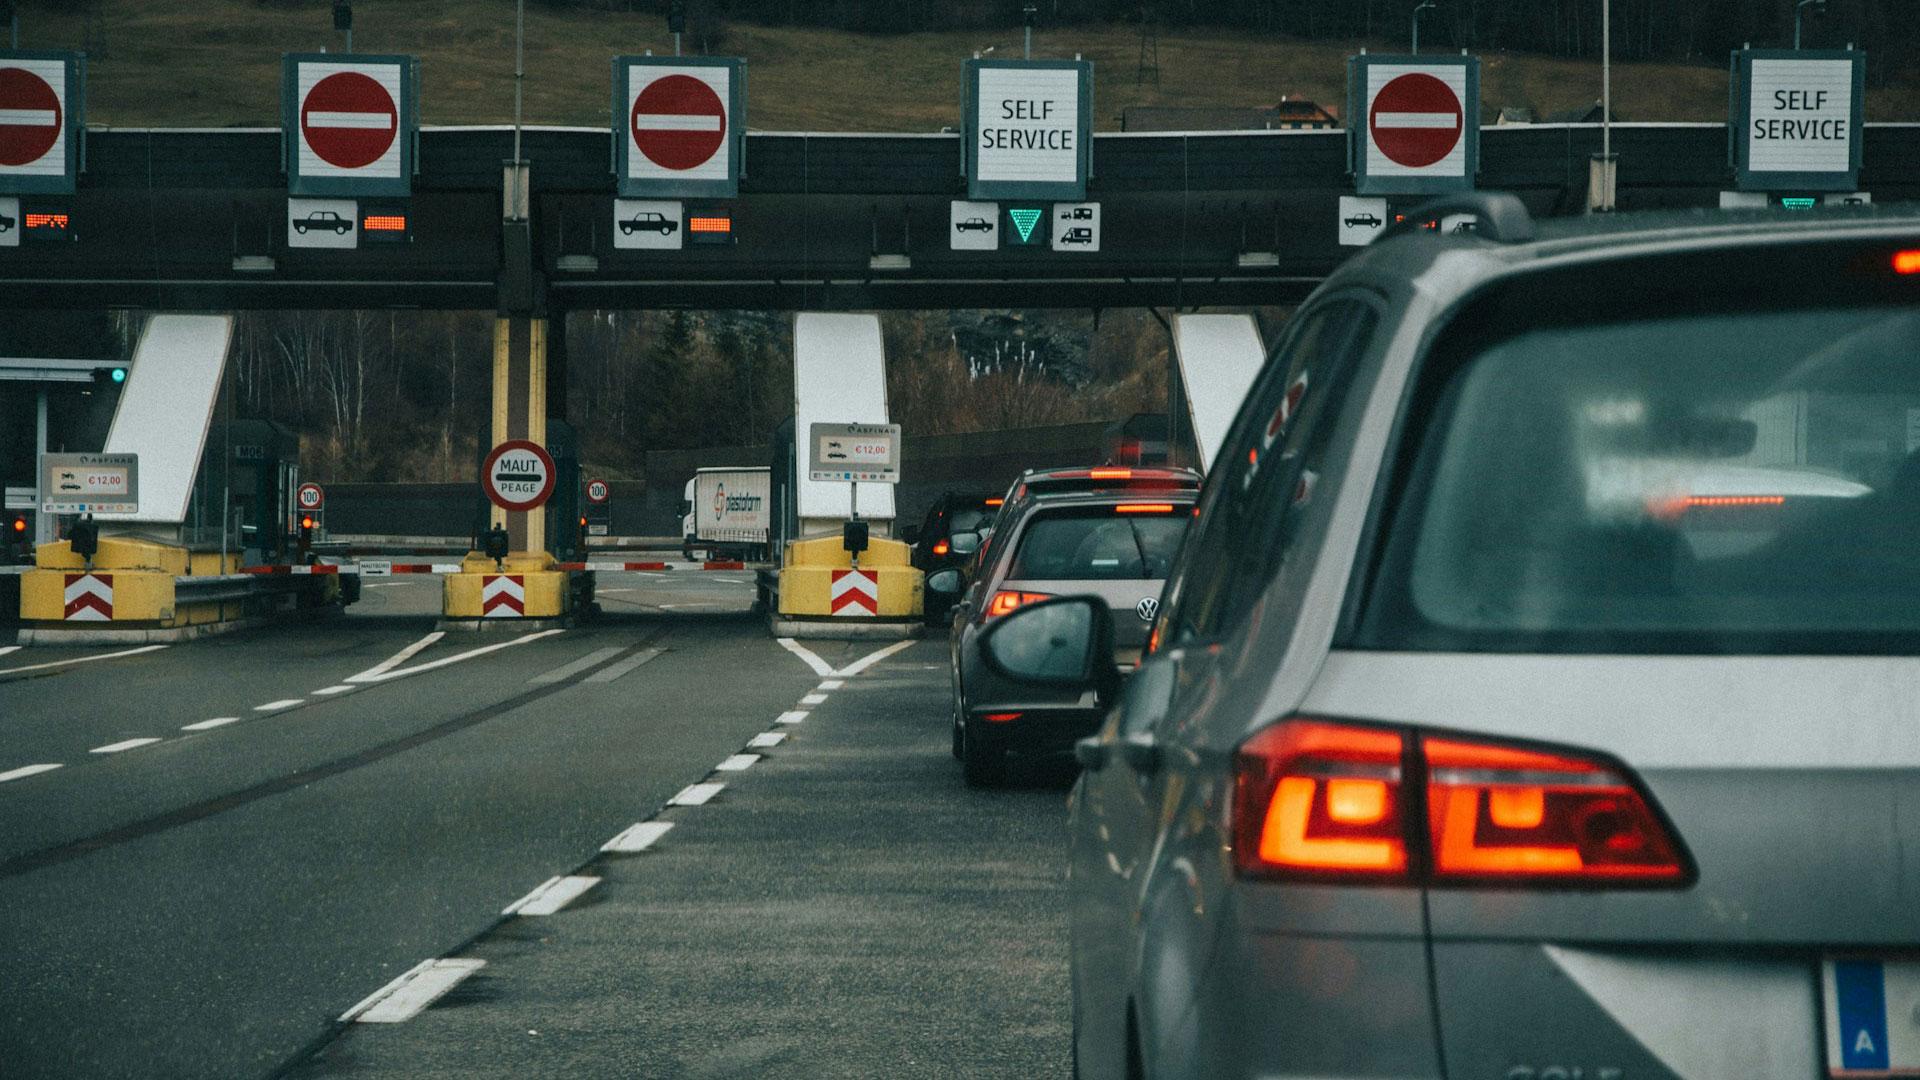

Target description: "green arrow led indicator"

left=1008, top=208, right=1043, bottom=242
left=1779, top=197, right=1817, bottom=211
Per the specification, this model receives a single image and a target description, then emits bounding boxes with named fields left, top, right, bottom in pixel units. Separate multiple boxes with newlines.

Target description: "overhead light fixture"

left=556, top=254, right=600, bottom=273
left=1236, top=252, right=1280, bottom=268
left=232, top=255, right=276, bottom=273
left=868, top=254, right=911, bottom=271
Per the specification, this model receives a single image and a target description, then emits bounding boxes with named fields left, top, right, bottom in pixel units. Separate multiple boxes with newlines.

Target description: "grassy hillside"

left=15, top=1, right=1918, bottom=130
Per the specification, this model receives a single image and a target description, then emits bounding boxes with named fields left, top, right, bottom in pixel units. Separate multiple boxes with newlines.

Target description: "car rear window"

left=1008, top=508, right=1187, bottom=581
left=949, top=508, right=991, bottom=533
left=1357, top=280, right=1920, bottom=653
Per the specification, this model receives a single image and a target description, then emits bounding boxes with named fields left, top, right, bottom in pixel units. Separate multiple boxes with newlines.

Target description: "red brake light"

left=1232, top=718, right=1690, bottom=887
left=1894, top=250, right=1920, bottom=275
left=933, top=539, right=950, bottom=556
left=1423, top=735, right=1686, bottom=883
left=982, top=712, right=1023, bottom=723
left=1089, top=468, right=1133, bottom=479
left=1113, top=503, right=1175, bottom=514
left=1232, top=720, right=1409, bottom=879
left=986, top=590, right=1051, bottom=618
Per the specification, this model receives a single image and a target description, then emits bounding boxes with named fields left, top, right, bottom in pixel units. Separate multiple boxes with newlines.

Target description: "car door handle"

left=1120, top=733, right=1161, bottom=774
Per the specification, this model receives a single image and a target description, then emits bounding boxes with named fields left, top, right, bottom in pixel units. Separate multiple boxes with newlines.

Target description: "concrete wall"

left=321, top=420, right=1114, bottom=541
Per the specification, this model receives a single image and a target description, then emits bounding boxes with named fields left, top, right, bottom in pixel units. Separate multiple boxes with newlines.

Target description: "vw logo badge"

left=1136, top=597, right=1159, bottom=623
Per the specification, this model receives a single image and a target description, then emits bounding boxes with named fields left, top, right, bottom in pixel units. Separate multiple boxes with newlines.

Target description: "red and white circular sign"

left=630, top=73, right=726, bottom=172
left=296, top=483, right=326, bottom=511
left=484, top=440, right=557, bottom=513
left=1369, top=72, right=1464, bottom=169
left=585, top=479, right=611, bottom=505
left=301, top=71, right=398, bottom=171
left=0, top=65, right=63, bottom=169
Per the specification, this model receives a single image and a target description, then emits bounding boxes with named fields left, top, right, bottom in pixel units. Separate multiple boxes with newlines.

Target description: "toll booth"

left=193, top=419, right=302, bottom=564
left=543, top=419, right=582, bottom=563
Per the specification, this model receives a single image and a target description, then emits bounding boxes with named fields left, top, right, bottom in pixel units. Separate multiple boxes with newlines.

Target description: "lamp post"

left=1023, top=2, right=1037, bottom=59
left=332, top=1, right=352, bottom=53
left=1411, top=0, right=1435, bottom=56
left=1795, top=0, right=1826, bottom=49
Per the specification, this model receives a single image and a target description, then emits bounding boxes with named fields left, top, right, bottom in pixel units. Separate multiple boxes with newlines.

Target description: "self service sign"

left=1732, top=49, right=1864, bottom=192
left=964, top=59, right=1092, bottom=201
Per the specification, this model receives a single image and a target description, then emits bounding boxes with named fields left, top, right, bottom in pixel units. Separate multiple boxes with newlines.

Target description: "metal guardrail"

left=175, top=573, right=311, bottom=604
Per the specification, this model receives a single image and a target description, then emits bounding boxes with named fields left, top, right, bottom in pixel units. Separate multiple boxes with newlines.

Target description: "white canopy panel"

left=98, top=315, right=234, bottom=524
left=1172, top=313, right=1267, bottom=473
left=792, top=312, right=894, bottom=524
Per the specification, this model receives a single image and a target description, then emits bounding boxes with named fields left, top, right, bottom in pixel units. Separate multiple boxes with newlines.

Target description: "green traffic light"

left=1008, top=208, right=1043, bottom=243
left=110, top=367, right=126, bottom=384
left=1779, top=197, right=1817, bottom=211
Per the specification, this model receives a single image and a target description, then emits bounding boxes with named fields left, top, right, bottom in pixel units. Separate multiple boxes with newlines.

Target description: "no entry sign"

left=0, top=52, right=84, bottom=194
left=484, top=440, right=557, bottom=513
left=284, top=54, right=415, bottom=197
left=614, top=57, right=744, bottom=198
left=1348, top=55, right=1479, bottom=196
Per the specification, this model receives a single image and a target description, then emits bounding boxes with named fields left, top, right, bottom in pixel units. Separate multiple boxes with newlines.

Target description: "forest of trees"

left=215, top=308, right=1170, bottom=483
left=556, top=0, right=1916, bottom=82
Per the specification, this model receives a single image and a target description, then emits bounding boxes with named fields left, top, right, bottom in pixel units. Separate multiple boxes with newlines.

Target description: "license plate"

left=1823, top=957, right=1920, bottom=1076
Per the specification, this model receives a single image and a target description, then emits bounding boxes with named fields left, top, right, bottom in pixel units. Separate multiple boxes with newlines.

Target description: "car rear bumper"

left=967, top=705, right=1102, bottom=756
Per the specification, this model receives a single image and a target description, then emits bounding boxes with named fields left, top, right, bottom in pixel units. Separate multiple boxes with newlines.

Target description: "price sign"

left=808, top=422, right=901, bottom=484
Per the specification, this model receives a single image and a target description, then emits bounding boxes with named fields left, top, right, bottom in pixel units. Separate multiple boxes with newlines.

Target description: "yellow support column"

left=445, top=315, right=567, bottom=626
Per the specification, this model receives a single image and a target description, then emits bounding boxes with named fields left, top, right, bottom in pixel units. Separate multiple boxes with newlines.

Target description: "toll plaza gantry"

left=4, top=41, right=1919, bottom=633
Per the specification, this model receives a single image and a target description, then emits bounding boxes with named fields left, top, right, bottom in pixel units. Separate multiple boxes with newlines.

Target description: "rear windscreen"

left=1008, top=509, right=1187, bottom=581
left=1357, top=289, right=1920, bottom=653
left=949, top=508, right=992, bottom=533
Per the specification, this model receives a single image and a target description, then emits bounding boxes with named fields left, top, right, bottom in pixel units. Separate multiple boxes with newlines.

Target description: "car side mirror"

left=948, top=531, right=981, bottom=556
left=926, top=568, right=966, bottom=595
left=979, top=595, right=1117, bottom=692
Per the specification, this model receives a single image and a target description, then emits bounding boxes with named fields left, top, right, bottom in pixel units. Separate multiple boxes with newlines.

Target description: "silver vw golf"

left=981, top=198, right=1920, bottom=1079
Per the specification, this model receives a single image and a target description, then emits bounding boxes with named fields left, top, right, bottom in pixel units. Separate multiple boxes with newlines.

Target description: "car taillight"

left=1424, top=735, right=1686, bottom=883
left=986, top=590, right=1051, bottom=618
left=1232, top=720, right=1409, bottom=879
left=1893, top=249, right=1920, bottom=275
left=933, top=540, right=950, bottom=556
left=1232, top=718, right=1690, bottom=887
left=1113, top=503, right=1175, bottom=514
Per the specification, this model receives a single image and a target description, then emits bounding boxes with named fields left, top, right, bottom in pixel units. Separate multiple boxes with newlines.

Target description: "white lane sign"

left=297, top=483, right=325, bottom=511
left=1051, top=202, right=1100, bottom=252
left=0, top=195, right=17, bottom=247
left=0, top=52, right=84, bottom=193
left=284, top=54, right=414, bottom=197
left=1733, top=50, right=1864, bottom=192
left=1349, top=54, right=1479, bottom=196
left=288, top=197, right=358, bottom=249
left=613, top=198, right=683, bottom=250
left=965, top=59, right=1093, bottom=201
left=483, top=440, right=557, bottom=512
left=40, top=452, right=138, bottom=514
left=1338, top=195, right=1387, bottom=245
left=950, top=200, right=999, bottom=250
left=585, top=478, right=610, bottom=505
left=614, top=58, right=745, bottom=198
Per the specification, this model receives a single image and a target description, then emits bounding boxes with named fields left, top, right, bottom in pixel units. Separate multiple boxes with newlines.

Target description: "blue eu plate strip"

left=1834, top=960, right=1891, bottom=1071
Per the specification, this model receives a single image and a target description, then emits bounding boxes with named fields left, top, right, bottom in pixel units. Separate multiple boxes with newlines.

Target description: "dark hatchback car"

left=906, top=490, right=1004, bottom=621
left=931, top=469, right=1199, bottom=786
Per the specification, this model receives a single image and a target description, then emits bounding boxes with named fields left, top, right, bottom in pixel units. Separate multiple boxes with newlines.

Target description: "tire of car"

left=950, top=703, right=964, bottom=760
left=961, top=722, right=1006, bottom=787
left=295, top=224, right=307, bottom=234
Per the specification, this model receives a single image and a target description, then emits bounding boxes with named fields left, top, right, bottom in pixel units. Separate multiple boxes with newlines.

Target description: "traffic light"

left=91, top=366, right=126, bottom=390
left=1004, top=206, right=1048, bottom=247
left=5, top=514, right=26, bottom=563
left=483, top=524, right=511, bottom=565
left=298, top=514, right=315, bottom=560
left=666, top=0, right=687, bottom=34
left=333, top=1, right=352, bottom=31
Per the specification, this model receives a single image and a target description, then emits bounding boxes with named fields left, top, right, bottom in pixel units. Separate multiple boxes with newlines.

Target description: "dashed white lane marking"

left=181, top=717, right=240, bottom=731
left=352, top=629, right=565, bottom=685
left=313, top=685, right=355, bottom=696
left=0, top=644, right=169, bottom=679
left=601, top=821, right=674, bottom=853
left=835, top=639, right=915, bottom=677
left=669, top=782, right=725, bottom=806
left=0, top=763, right=63, bottom=783
left=817, top=679, right=845, bottom=691
left=255, top=699, right=303, bottom=712
left=776, top=637, right=835, bottom=678
left=600, top=587, right=634, bottom=593
left=502, top=875, right=601, bottom=916
left=585, top=647, right=663, bottom=684
left=341, top=958, right=487, bottom=1024
left=347, top=632, right=444, bottom=682
left=774, top=710, right=808, bottom=725
left=0, top=645, right=19, bottom=658
left=528, top=646, right=624, bottom=685
left=91, top=738, right=161, bottom=754
left=715, top=753, right=760, bottom=772
left=800, top=693, right=828, bottom=705
left=747, top=731, right=787, bottom=749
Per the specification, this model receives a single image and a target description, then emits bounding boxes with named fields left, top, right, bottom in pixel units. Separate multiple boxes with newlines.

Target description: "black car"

left=0, top=212, right=14, bottom=233
left=956, top=216, right=993, bottom=233
left=905, top=490, right=1004, bottom=622
left=294, top=210, right=353, bottom=235
left=1344, top=211, right=1383, bottom=228
left=621, top=211, right=679, bottom=235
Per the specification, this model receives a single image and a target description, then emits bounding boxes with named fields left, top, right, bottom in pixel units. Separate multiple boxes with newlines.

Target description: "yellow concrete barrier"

left=21, top=537, right=244, bottom=627
left=777, top=535, right=923, bottom=619
left=443, top=551, right=570, bottom=622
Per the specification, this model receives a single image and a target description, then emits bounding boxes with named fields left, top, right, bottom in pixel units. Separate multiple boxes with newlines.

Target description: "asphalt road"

left=0, top=575, right=1070, bottom=1079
